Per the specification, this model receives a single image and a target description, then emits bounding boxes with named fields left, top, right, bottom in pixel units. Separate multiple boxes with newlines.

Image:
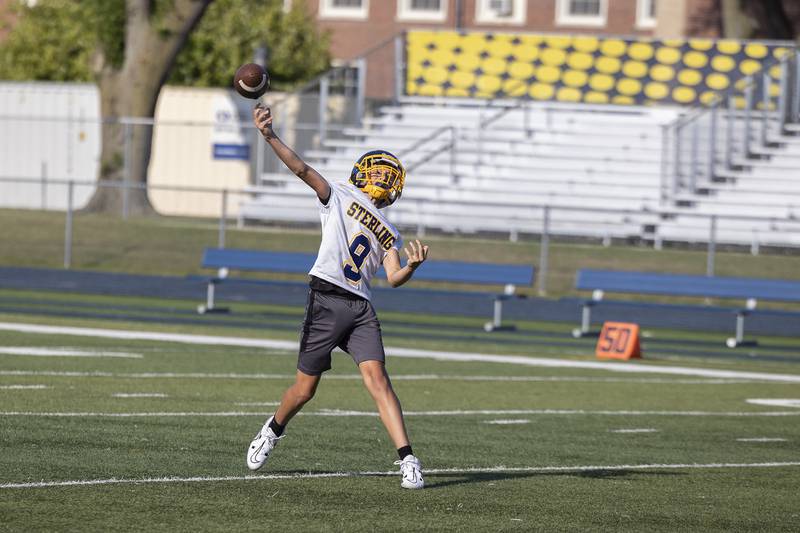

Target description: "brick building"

left=303, top=1, right=726, bottom=57
left=0, top=0, right=17, bottom=41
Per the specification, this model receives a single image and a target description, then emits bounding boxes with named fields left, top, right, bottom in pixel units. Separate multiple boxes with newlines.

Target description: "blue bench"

left=199, top=248, right=535, bottom=331
left=574, top=269, right=800, bottom=347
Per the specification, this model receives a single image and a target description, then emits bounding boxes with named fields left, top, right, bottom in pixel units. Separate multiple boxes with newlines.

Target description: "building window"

left=556, top=0, right=607, bottom=27
left=475, top=0, right=527, bottom=25
left=319, top=0, right=369, bottom=20
left=397, top=0, right=447, bottom=22
left=636, top=0, right=657, bottom=28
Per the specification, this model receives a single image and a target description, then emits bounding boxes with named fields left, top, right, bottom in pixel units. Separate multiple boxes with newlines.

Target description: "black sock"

left=397, top=445, right=413, bottom=460
left=269, top=415, right=285, bottom=437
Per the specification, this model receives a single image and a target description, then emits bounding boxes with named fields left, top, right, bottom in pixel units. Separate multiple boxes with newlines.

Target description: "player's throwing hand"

left=253, top=103, right=274, bottom=139
left=404, top=240, right=429, bottom=270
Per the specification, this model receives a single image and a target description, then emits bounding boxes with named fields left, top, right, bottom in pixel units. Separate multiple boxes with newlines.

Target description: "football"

left=233, top=63, right=270, bottom=99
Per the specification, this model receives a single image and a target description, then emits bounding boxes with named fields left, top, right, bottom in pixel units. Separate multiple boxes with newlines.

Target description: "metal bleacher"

left=240, top=98, right=676, bottom=242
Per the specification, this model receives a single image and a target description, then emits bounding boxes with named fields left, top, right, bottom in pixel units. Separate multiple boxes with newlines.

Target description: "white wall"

left=147, top=86, right=257, bottom=218
left=0, top=81, right=100, bottom=210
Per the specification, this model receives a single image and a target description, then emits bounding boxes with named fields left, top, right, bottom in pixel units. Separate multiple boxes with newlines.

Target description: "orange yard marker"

left=595, top=322, right=642, bottom=360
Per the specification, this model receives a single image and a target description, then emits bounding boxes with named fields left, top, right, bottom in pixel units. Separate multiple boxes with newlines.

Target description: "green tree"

left=170, top=0, right=329, bottom=90
left=0, top=0, right=329, bottom=214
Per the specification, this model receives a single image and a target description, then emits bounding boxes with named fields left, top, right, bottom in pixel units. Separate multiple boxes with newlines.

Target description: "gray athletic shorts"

left=297, top=284, right=386, bottom=375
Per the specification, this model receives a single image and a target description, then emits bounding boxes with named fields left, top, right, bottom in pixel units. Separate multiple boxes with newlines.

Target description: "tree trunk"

left=720, top=0, right=755, bottom=38
left=84, top=70, right=160, bottom=215
left=719, top=0, right=798, bottom=40
left=743, top=0, right=796, bottom=41
left=83, top=0, right=213, bottom=215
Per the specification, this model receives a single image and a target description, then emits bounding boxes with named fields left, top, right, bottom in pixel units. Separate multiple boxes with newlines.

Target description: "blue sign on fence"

left=213, top=143, right=250, bottom=160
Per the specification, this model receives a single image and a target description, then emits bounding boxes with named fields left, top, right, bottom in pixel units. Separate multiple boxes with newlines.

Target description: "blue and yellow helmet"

left=349, top=150, right=405, bottom=208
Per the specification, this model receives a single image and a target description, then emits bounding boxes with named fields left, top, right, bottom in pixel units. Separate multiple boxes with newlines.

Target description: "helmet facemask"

left=350, top=151, right=405, bottom=209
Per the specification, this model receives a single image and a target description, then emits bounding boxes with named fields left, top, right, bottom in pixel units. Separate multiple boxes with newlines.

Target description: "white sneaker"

left=246, top=416, right=283, bottom=471
left=394, top=455, right=424, bottom=489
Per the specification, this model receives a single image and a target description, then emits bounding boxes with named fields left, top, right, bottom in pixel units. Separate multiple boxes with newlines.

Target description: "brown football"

left=233, top=63, right=270, bottom=99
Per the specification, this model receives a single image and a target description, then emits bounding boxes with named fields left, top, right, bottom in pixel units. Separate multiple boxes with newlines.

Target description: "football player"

left=246, top=103, right=428, bottom=490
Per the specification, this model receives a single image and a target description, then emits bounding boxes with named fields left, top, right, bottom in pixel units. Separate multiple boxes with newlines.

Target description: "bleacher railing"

left=666, top=48, right=800, bottom=204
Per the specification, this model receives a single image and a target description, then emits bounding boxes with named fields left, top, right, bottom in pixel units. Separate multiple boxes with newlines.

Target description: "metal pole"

left=318, top=75, right=329, bottom=147
left=41, top=161, right=48, bottom=210
left=538, top=206, right=550, bottom=296
left=356, top=57, right=366, bottom=126
left=449, top=126, right=456, bottom=180
left=706, top=215, right=717, bottom=277
left=490, top=298, right=502, bottom=329
left=394, top=34, right=404, bottom=104
left=477, top=111, right=484, bottom=165
left=660, top=124, right=669, bottom=205
left=524, top=100, right=531, bottom=137
left=726, top=94, right=735, bottom=170
left=218, top=189, right=228, bottom=249
left=672, top=121, right=681, bottom=198
left=793, top=53, right=800, bottom=122
left=122, top=122, right=131, bottom=220
left=743, top=78, right=753, bottom=158
left=778, top=59, right=790, bottom=132
left=762, top=72, right=771, bottom=148
left=690, top=121, right=699, bottom=192
left=255, top=122, right=265, bottom=178
left=707, top=101, right=718, bottom=181
left=64, top=180, right=74, bottom=269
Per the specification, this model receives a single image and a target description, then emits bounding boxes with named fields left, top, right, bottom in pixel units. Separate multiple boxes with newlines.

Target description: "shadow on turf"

left=422, top=469, right=685, bottom=489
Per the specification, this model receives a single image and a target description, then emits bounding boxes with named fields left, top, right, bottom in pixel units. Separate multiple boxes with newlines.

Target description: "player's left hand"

left=405, top=240, right=429, bottom=270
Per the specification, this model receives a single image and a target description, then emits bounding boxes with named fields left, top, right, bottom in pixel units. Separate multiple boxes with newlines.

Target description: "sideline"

left=2, top=408, right=799, bottom=417
left=3, top=462, right=800, bottom=490
left=2, top=322, right=800, bottom=383
left=0, top=370, right=769, bottom=384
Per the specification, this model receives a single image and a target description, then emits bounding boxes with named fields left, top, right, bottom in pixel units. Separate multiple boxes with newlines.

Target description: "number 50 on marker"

left=595, top=322, right=642, bottom=360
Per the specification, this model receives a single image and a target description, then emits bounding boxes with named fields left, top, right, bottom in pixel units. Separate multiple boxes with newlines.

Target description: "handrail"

left=397, top=124, right=452, bottom=157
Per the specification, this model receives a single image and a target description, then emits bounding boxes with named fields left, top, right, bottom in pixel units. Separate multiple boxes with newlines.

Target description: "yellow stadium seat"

left=567, top=52, right=594, bottom=71
left=677, top=69, right=703, bottom=86
left=572, top=36, right=599, bottom=53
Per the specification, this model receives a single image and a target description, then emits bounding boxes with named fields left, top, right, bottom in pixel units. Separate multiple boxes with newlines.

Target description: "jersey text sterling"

left=346, top=202, right=397, bottom=251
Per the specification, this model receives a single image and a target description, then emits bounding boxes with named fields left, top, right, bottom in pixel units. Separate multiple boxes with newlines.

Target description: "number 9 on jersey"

left=343, top=233, right=371, bottom=284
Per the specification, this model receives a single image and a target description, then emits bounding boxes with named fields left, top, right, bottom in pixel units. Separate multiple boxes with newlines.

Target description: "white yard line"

left=1, top=408, right=799, bottom=418
left=112, top=393, right=168, bottom=398
left=2, top=462, right=800, bottom=490
left=736, top=438, right=788, bottom=442
left=610, top=428, right=659, bottom=433
left=0, top=370, right=773, bottom=384
left=0, top=347, right=142, bottom=359
left=2, top=322, right=800, bottom=383
left=0, top=385, right=48, bottom=390
left=746, top=399, right=800, bottom=408
left=483, top=419, right=531, bottom=425
left=0, top=323, right=296, bottom=349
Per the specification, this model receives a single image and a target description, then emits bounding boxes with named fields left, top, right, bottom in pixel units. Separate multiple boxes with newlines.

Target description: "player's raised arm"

left=383, top=240, right=429, bottom=288
left=253, top=103, right=330, bottom=203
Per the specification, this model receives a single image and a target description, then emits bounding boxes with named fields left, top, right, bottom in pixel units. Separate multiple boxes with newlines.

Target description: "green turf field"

left=1, top=290, right=799, bottom=531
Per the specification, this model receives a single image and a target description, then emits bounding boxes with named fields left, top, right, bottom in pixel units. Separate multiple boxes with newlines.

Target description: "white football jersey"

left=308, top=181, right=403, bottom=300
